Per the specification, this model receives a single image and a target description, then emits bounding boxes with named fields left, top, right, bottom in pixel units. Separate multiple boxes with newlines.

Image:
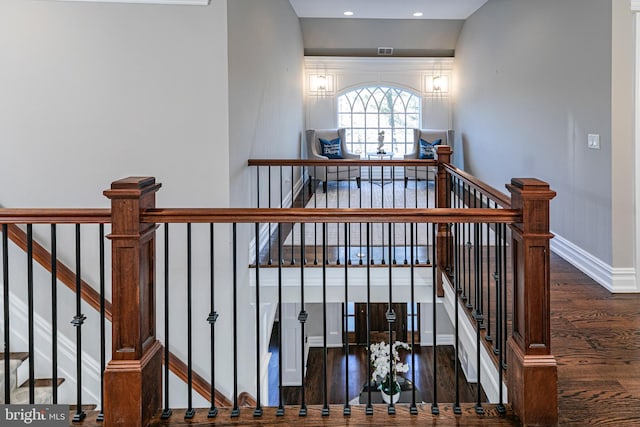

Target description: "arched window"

left=338, top=86, right=421, bottom=156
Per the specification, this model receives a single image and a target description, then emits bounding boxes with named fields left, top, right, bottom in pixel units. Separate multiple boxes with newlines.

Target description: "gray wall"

left=228, top=0, right=305, bottom=210
left=454, top=0, right=613, bottom=264
left=301, top=18, right=463, bottom=56
left=0, top=0, right=230, bottom=208
left=227, top=0, right=305, bottom=395
left=0, top=0, right=230, bottom=407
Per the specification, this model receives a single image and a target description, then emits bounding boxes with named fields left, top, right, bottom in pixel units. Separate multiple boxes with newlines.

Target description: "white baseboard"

left=307, top=336, right=344, bottom=348
left=551, top=232, right=639, bottom=293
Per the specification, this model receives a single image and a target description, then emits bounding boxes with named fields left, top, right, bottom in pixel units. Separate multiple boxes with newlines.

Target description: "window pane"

left=338, top=86, right=421, bottom=157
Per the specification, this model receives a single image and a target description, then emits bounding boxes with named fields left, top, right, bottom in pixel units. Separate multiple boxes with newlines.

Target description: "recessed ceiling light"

left=344, top=11, right=354, bottom=16
left=413, top=12, right=424, bottom=17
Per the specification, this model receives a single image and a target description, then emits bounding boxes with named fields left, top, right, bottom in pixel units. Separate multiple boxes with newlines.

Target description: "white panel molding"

left=631, top=1, right=640, bottom=12
left=551, top=232, right=639, bottom=293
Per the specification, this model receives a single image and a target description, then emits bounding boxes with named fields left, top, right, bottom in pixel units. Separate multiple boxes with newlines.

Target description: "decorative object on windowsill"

left=377, top=130, right=386, bottom=154
left=370, top=341, right=410, bottom=404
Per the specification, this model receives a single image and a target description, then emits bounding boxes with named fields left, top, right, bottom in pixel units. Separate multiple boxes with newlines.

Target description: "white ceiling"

left=289, top=0, right=489, bottom=20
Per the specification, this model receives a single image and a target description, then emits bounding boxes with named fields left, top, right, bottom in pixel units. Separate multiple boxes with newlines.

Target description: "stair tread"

left=69, top=404, right=99, bottom=411
left=0, top=352, right=30, bottom=362
left=18, top=378, right=65, bottom=388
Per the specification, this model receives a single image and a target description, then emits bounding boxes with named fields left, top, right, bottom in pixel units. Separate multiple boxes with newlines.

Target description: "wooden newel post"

left=506, top=178, right=558, bottom=426
left=103, top=177, right=162, bottom=427
left=435, top=145, right=453, bottom=297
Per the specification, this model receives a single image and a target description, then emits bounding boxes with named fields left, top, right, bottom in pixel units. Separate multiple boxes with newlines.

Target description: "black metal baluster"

left=336, top=170, right=341, bottom=266
left=465, top=185, right=473, bottom=310
left=474, top=221, right=484, bottom=415
left=314, top=166, right=319, bottom=265
left=291, top=166, right=295, bottom=265
left=322, top=223, right=330, bottom=416
left=485, top=205, right=493, bottom=343
left=347, top=175, right=352, bottom=266
left=386, top=223, right=395, bottom=415
left=276, top=221, right=284, bottom=416
left=380, top=166, right=386, bottom=265
left=299, top=223, right=307, bottom=416
left=51, top=224, right=58, bottom=405
left=453, top=221, right=461, bottom=415
left=27, top=225, right=34, bottom=404
left=502, top=223, right=508, bottom=371
left=72, top=224, right=86, bottom=422
left=359, top=170, right=363, bottom=266
left=3, top=224, right=10, bottom=404
left=208, top=223, right=219, bottom=418
left=268, top=167, right=272, bottom=265
left=342, top=222, right=349, bottom=416
left=369, top=165, right=374, bottom=265
left=231, top=223, right=240, bottom=417
left=161, top=223, right=172, bottom=419
left=365, top=223, right=373, bottom=415
left=392, top=166, right=397, bottom=265
left=414, top=166, right=419, bottom=264
left=254, top=220, right=263, bottom=417
left=431, top=223, right=439, bottom=416
left=185, top=223, right=194, bottom=419
left=409, top=223, right=417, bottom=415
left=280, top=167, right=284, bottom=266
left=98, top=224, right=105, bottom=421
left=496, top=223, right=506, bottom=414
left=403, top=169, right=408, bottom=265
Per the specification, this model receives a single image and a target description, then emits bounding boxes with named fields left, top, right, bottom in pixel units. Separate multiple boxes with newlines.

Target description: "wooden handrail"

left=248, top=158, right=438, bottom=167
left=0, top=221, right=231, bottom=408
left=0, top=209, right=111, bottom=224
left=444, top=164, right=512, bottom=208
left=142, top=207, right=521, bottom=224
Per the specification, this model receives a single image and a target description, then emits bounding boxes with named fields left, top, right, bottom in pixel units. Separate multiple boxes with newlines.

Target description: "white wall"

left=304, top=57, right=454, bottom=149
left=454, top=0, right=625, bottom=287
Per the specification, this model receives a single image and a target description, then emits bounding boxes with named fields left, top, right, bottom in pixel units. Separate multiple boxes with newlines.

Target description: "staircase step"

left=0, top=352, right=30, bottom=362
left=12, top=378, right=65, bottom=404
left=0, top=352, right=30, bottom=401
left=19, top=378, right=65, bottom=389
left=69, top=404, right=98, bottom=411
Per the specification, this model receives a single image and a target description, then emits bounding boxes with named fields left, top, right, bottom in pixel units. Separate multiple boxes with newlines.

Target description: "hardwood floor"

left=144, top=253, right=640, bottom=426
left=550, top=253, right=640, bottom=427
left=269, top=337, right=486, bottom=406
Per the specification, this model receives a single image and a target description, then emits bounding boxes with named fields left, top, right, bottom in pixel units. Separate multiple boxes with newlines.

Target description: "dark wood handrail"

left=248, top=158, right=438, bottom=167
left=142, top=207, right=520, bottom=224
left=0, top=209, right=111, bottom=224
left=0, top=221, right=231, bottom=408
left=444, top=164, right=512, bottom=208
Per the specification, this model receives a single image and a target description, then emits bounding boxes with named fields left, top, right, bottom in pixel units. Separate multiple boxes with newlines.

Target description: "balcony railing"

left=0, top=149, right=558, bottom=426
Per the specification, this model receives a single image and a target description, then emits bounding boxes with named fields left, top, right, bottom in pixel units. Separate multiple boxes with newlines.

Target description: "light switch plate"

left=588, top=134, right=600, bottom=149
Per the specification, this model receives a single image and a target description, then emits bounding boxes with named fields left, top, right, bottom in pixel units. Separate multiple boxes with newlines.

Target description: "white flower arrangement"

left=369, top=341, right=411, bottom=394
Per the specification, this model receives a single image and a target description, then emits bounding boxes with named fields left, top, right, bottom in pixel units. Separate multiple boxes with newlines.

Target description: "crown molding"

left=632, top=0, right=640, bottom=12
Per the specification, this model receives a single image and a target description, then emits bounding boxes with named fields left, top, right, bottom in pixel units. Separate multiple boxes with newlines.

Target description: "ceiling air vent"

left=378, top=47, right=393, bottom=56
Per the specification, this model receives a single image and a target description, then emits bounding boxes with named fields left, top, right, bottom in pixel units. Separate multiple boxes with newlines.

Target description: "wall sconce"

left=431, top=75, right=449, bottom=93
left=309, top=74, right=334, bottom=94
